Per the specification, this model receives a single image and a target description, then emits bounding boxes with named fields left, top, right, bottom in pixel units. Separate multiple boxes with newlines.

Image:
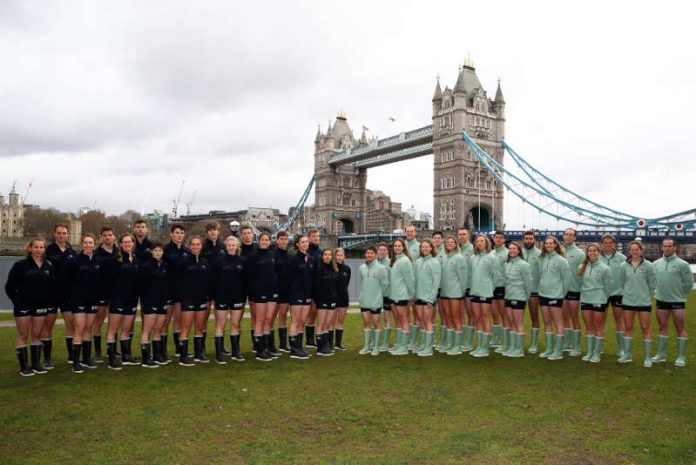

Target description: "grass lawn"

left=1, top=295, right=695, bottom=465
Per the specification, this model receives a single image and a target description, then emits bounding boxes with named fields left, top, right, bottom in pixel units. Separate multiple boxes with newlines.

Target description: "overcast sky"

left=1, top=1, right=694, bottom=228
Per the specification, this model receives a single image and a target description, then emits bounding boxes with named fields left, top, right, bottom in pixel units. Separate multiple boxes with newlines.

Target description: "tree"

left=23, top=207, right=69, bottom=239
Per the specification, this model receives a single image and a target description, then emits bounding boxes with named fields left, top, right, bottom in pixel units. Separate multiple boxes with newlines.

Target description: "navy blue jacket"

left=202, top=238, right=225, bottom=263
left=212, top=253, right=247, bottom=304
left=246, top=248, right=278, bottom=298
left=274, top=247, right=291, bottom=297
left=5, top=257, right=56, bottom=310
left=94, top=244, right=119, bottom=300
left=177, top=254, right=211, bottom=303
left=240, top=242, right=257, bottom=258
left=45, top=242, right=77, bottom=302
left=336, top=263, right=351, bottom=306
left=69, top=252, right=105, bottom=307
left=134, top=236, right=153, bottom=263
left=108, top=252, right=141, bottom=303
left=163, top=241, right=189, bottom=289
left=139, top=257, right=167, bottom=308
left=285, top=251, right=315, bottom=301
left=314, top=262, right=338, bottom=306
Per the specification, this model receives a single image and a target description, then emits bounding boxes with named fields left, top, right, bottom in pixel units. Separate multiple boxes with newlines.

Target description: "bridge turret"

left=432, top=76, right=442, bottom=114
left=494, top=78, right=505, bottom=120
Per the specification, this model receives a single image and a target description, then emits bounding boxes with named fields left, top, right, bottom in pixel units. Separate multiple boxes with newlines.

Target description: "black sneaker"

left=94, top=353, right=103, bottom=363
left=141, top=359, right=159, bottom=369
left=179, top=354, right=195, bottom=367
left=81, top=359, right=98, bottom=369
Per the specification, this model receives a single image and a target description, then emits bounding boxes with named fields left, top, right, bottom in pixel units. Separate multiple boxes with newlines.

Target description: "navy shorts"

left=414, top=299, right=434, bottom=306
left=608, top=295, right=622, bottom=307
left=215, top=302, right=245, bottom=311
left=110, top=300, right=138, bottom=315
left=278, top=293, right=290, bottom=305
left=336, top=297, right=349, bottom=308
left=539, top=297, right=563, bottom=308
left=14, top=306, right=54, bottom=318
left=493, top=287, right=505, bottom=300
left=656, top=301, right=685, bottom=311
left=440, top=296, right=463, bottom=301
left=382, top=297, right=392, bottom=311
left=505, top=299, right=526, bottom=310
left=565, top=291, right=580, bottom=301
left=290, top=297, right=312, bottom=306
left=96, top=299, right=110, bottom=306
left=391, top=299, right=409, bottom=307
left=529, top=292, right=539, bottom=298
left=471, top=295, right=492, bottom=304
left=254, top=294, right=278, bottom=304
left=465, top=288, right=471, bottom=298
left=181, top=300, right=207, bottom=312
left=317, top=302, right=337, bottom=310
left=581, top=303, right=607, bottom=312
left=141, top=304, right=167, bottom=315
left=73, top=304, right=98, bottom=314
left=360, top=307, right=382, bottom=315
left=623, top=305, right=652, bottom=312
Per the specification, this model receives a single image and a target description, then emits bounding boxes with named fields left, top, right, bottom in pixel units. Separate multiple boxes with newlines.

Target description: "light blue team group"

left=356, top=225, right=693, bottom=367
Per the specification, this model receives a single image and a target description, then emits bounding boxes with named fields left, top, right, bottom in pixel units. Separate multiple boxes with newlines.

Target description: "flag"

left=388, top=116, right=396, bottom=122
left=362, top=125, right=369, bottom=131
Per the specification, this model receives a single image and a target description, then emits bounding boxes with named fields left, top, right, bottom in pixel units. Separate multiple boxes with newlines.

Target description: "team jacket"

left=459, top=242, right=474, bottom=290
left=599, top=250, right=626, bottom=297
left=108, top=252, right=141, bottom=303
left=358, top=260, right=389, bottom=309
left=246, top=248, right=279, bottom=298
left=134, top=236, right=153, bottom=263
left=492, top=245, right=508, bottom=287
left=389, top=253, right=415, bottom=301
left=504, top=257, right=532, bottom=301
left=274, top=247, right=291, bottom=297
left=377, top=257, right=391, bottom=298
left=414, top=255, right=441, bottom=304
left=177, top=254, right=211, bottom=303
left=563, top=243, right=585, bottom=293
left=211, top=253, right=247, bottom=304
left=314, top=262, right=338, bottom=306
left=5, top=257, right=55, bottom=310
left=240, top=242, right=257, bottom=258
left=522, top=246, right=541, bottom=293
left=45, top=242, right=77, bottom=301
left=94, top=244, right=119, bottom=300
left=285, top=251, right=315, bottom=301
left=619, top=258, right=657, bottom=307
left=163, top=241, right=189, bottom=288
left=69, top=252, right=105, bottom=307
left=538, top=251, right=571, bottom=299
left=336, top=263, right=351, bottom=305
left=405, top=239, right=420, bottom=260
left=440, top=251, right=468, bottom=299
left=138, top=256, right=168, bottom=308
left=202, top=238, right=225, bottom=263
left=653, top=254, right=693, bottom=302
left=578, top=260, right=612, bottom=305
left=470, top=251, right=500, bottom=299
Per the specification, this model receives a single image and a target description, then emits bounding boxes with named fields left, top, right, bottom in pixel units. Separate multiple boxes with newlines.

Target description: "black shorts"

left=493, top=287, right=505, bottom=300
left=215, top=302, right=245, bottom=311
left=465, top=288, right=471, bottom=298
left=360, top=307, right=382, bottom=315
left=317, top=302, right=337, bottom=310
left=471, top=295, right=492, bottom=304
left=529, top=292, right=539, bottom=298
left=565, top=291, right=580, bottom=301
left=254, top=294, right=278, bottom=304
left=382, top=297, right=392, bottom=311
left=109, top=300, right=138, bottom=315
left=73, top=304, right=98, bottom=314
left=278, top=293, right=290, bottom=305
left=505, top=299, right=526, bottom=310
left=608, top=295, right=622, bottom=307
left=290, top=297, right=312, bottom=306
left=142, top=305, right=167, bottom=315
left=414, top=299, right=434, bottom=306
left=391, top=299, right=409, bottom=307
left=440, top=296, right=463, bottom=301
left=13, top=306, right=54, bottom=317
left=336, top=298, right=349, bottom=308
left=623, top=305, right=652, bottom=312
left=166, top=288, right=180, bottom=304
left=581, top=303, right=607, bottom=312
left=656, top=301, right=685, bottom=311
left=96, top=299, right=110, bottom=306
left=539, top=297, right=563, bottom=308
left=437, top=289, right=441, bottom=299
left=181, top=300, right=207, bottom=312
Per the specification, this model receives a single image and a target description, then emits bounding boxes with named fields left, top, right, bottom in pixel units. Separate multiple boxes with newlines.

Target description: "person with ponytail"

left=469, top=235, right=500, bottom=358
left=285, top=235, right=314, bottom=359
left=577, top=243, right=612, bottom=363
left=386, top=239, right=415, bottom=356
left=413, top=239, right=441, bottom=357
left=246, top=232, right=279, bottom=362
left=538, top=236, right=571, bottom=361
left=314, top=249, right=339, bottom=356
left=333, top=248, right=351, bottom=350
left=439, top=236, right=468, bottom=355
left=502, top=242, right=532, bottom=358
left=5, top=239, right=55, bottom=376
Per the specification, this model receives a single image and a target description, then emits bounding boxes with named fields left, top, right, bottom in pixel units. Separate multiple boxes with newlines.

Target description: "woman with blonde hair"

left=469, top=234, right=500, bottom=358
left=577, top=243, right=612, bottom=363
left=439, top=236, right=468, bottom=355
left=502, top=241, right=532, bottom=357
left=413, top=239, right=441, bottom=357
left=388, top=238, right=415, bottom=356
left=538, top=236, right=571, bottom=361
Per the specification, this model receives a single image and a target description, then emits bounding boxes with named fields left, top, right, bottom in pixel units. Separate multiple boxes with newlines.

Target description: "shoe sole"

left=141, top=364, right=159, bottom=368
left=548, top=357, right=563, bottom=361
left=290, top=355, right=309, bottom=360
left=108, top=365, right=122, bottom=370
left=317, top=353, right=333, bottom=357
left=20, top=372, right=35, bottom=377
left=231, top=358, right=246, bottom=362
left=178, top=362, right=195, bottom=367
left=471, top=353, right=489, bottom=358
left=32, top=369, right=48, bottom=374
left=256, top=357, right=273, bottom=362
left=72, top=369, right=84, bottom=373
left=44, top=365, right=55, bottom=370
left=447, top=352, right=463, bottom=356
left=194, top=359, right=210, bottom=363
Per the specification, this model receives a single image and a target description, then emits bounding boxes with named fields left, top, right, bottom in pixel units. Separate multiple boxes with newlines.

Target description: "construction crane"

left=21, top=179, right=32, bottom=206
left=171, top=180, right=185, bottom=218
left=186, top=190, right=197, bottom=216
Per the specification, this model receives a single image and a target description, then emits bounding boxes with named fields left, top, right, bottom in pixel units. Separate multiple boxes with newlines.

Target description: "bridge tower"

left=313, top=112, right=368, bottom=235
left=432, top=57, right=506, bottom=231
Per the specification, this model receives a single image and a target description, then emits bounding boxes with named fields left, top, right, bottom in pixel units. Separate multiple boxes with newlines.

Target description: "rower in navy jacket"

left=305, top=228, right=322, bottom=347
left=92, top=226, right=119, bottom=363
left=246, top=232, right=279, bottom=362
left=138, top=241, right=169, bottom=367
left=162, top=223, right=189, bottom=357
left=274, top=231, right=291, bottom=354
left=285, top=234, right=315, bottom=359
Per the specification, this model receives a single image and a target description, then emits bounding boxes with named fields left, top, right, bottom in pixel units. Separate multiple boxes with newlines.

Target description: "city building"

left=0, top=186, right=23, bottom=238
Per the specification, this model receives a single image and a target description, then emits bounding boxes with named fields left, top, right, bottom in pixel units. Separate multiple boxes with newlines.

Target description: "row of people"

left=5, top=222, right=692, bottom=376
